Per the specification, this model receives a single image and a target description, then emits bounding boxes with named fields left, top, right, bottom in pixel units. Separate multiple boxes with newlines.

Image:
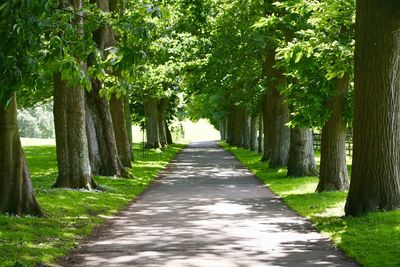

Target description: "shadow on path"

left=62, top=141, right=357, bottom=267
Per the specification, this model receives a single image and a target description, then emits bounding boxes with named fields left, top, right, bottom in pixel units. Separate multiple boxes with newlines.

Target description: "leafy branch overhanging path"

left=63, top=141, right=357, bottom=267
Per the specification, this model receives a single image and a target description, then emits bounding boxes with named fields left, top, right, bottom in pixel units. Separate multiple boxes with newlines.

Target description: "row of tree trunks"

left=225, top=106, right=252, bottom=148
left=144, top=98, right=172, bottom=149
left=0, top=95, right=43, bottom=216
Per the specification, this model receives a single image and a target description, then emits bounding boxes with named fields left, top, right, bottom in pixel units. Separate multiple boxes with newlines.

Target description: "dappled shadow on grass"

left=0, top=143, right=185, bottom=266
left=222, top=142, right=400, bottom=267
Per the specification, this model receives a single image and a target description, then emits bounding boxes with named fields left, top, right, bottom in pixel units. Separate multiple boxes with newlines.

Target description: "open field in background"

left=132, top=119, right=220, bottom=143
left=21, top=119, right=219, bottom=147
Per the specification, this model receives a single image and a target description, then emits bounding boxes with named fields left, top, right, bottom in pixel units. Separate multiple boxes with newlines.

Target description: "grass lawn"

left=220, top=142, right=400, bottom=267
left=0, top=143, right=185, bottom=266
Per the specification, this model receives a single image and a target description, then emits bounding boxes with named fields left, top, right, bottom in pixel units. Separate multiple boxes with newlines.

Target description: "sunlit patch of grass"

left=0, top=143, right=185, bottom=266
left=220, top=142, right=400, bottom=267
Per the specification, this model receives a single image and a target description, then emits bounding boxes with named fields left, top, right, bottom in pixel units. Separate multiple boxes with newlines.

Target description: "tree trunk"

left=233, top=106, right=245, bottom=147
left=110, top=95, right=132, bottom=167
left=165, top=121, right=173, bottom=144
left=250, top=114, right=258, bottom=151
left=53, top=73, right=97, bottom=189
left=0, top=95, right=43, bottom=216
left=157, top=99, right=168, bottom=148
left=124, top=96, right=134, bottom=160
left=345, top=0, right=400, bottom=216
left=317, top=76, right=350, bottom=192
left=85, top=85, right=128, bottom=177
left=226, top=109, right=235, bottom=145
left=261, top=49, right=290, bottom=167
left=220, top=119, right=226, bottom=140
left=287, top=127, right=317, bottom=177
left=258, top=113, right=263, bottom=154
left=241, top=110, right=251, bottom=149
left=144, top=98, right=161, bottom=148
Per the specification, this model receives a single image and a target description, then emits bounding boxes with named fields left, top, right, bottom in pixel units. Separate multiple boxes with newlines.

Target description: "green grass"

left=220, top=142, right=400, bottom=267
left=0, top=143, right=185, bottom=267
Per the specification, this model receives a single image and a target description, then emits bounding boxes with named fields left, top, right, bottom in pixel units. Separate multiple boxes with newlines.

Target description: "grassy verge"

left=0, top=143, right=185, bottom=266
left=220, top=142, right=400, bottom=267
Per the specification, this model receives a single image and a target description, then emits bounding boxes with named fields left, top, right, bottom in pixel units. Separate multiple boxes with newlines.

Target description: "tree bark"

left=0, top=95, right=43, bottom=216
left=110, top=95, right=132, bottom=167
left=85, top=85, right=128, bottom=177
left=345, top=0, right=400, bottom=216
left=124, top=96, right=134, bottom=160
left=317, top=76, right=350, bottom=192
left=241, top=110, right=251, bottom=149
left=157, top=99, right=168, bottom=148
left=226, top=108, right=235, bottom=145
left=261, top=49, right=290, bottom=167
left=53, top=73, right=97, bottom=189
left=233, top=106, right=245, bottom=147
left=287, top=127, right=317, bottom=177
left=249, top=114, right=258, bottom=151
left=220, top=119, right=226, bottom=140
left=144, top=98, right=161, bottom=148
left=165, top=121, right=173, bottom=144
left=258, top=113, right=263, bottom=154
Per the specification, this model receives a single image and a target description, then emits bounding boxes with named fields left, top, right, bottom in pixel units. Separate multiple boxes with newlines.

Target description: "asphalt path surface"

left=62, top=141, right=357, bottom=267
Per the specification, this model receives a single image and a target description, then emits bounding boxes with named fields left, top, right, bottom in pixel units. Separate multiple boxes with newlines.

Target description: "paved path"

left=63, top=141, right=357, bottom=267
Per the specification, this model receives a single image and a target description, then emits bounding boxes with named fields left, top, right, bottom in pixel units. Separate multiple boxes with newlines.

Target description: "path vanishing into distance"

left=63, top=141, right=357, bottom=267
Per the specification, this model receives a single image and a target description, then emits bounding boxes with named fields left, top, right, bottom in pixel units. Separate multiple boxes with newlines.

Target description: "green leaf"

left=294, top=51, right=303, bottom=63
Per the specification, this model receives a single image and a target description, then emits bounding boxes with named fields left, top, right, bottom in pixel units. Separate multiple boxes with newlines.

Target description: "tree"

left=0, top=96, right=43, bottom=216
left=0, top=0, right=46, bottom=216
left=274, top=0, right=354, bottom=188
left=345, top=0, right=400, bottom=216
left=52, top=0, right=97, bottom=189
left=85, top=0, right=131, bottom=175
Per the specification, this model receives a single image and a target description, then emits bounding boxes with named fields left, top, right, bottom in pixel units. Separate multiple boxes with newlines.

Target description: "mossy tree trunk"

left=345, top=0, right=400, bottom=216
left=287, top=127, right=317, bottom=177
left=317, top=76, right=350, bottom=192
left=0, top=95, right=43, bottom=216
